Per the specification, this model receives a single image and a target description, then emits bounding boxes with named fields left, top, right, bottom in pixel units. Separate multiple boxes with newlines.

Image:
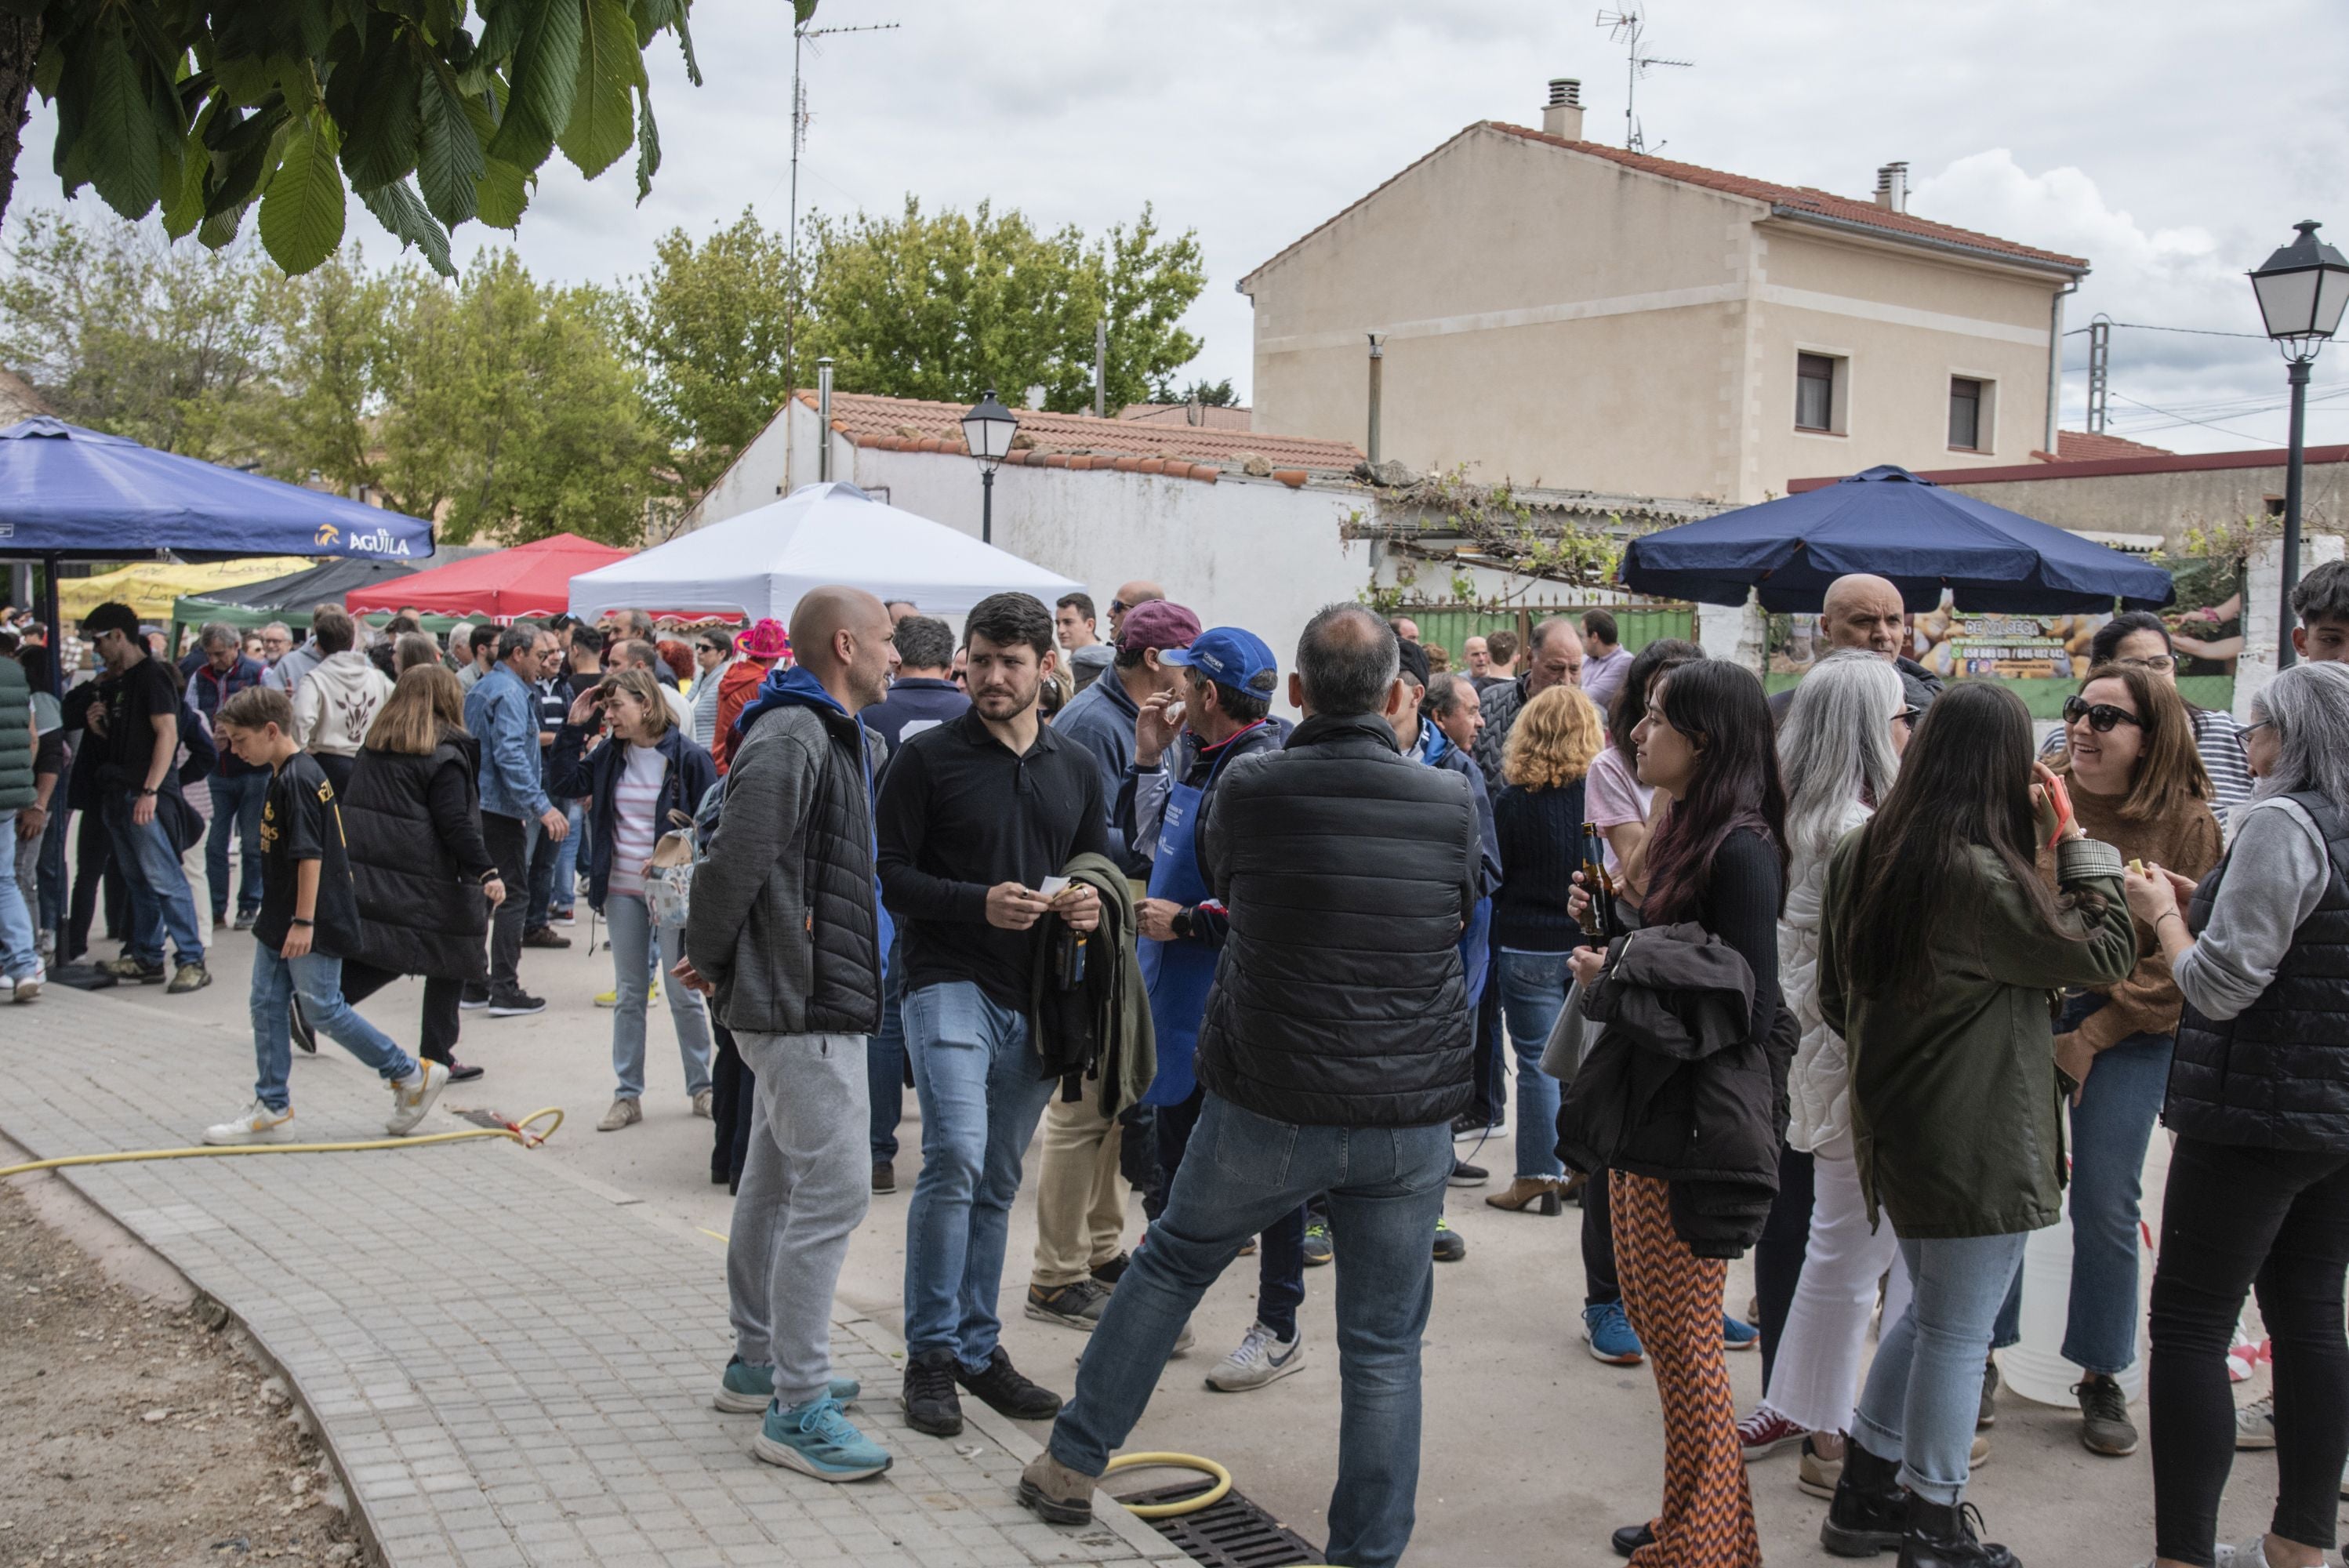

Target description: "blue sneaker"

left=713, top=1356, right=859, bottom=1414
left=1723, top=1313, right=1761, bottom=1352
left=753, top=1395, right=891, bottom=1482
left=1583, top=1301, right=1644, bottom=1366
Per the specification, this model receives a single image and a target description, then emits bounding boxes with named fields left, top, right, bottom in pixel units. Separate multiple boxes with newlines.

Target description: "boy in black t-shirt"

left=201, top=686, right=449, bottom=1145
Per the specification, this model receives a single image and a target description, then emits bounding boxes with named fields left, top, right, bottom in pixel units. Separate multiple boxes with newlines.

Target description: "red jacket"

left=710, top=658, right=772, bottom=773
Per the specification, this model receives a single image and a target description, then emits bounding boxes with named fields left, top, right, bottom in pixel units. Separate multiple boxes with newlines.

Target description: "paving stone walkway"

left=2, top=985, right=1182, bottom=1568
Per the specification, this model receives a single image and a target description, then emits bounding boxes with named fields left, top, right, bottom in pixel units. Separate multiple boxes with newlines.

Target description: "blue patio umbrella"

left=0, top=417, right=434, bottom=561
left=1618, top=464, right=2173, bottom=613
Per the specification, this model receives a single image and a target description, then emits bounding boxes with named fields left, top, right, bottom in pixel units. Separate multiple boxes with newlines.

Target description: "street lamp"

left=2249, top=220, right=2349, bottom=667
left=960, top=388, right=1019, bottom=545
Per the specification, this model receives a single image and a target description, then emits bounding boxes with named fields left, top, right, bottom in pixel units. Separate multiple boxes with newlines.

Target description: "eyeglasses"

left=2116, top=654, right=2177, bottom=674
left=2240, top=718, right=2275, bottom=738
left=2063, top=695, right=2144, bottom=733
left=1893, top=706, right=1922, bottom=727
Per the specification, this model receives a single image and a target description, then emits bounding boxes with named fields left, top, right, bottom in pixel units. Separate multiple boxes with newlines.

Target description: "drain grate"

left=1119, top=1483, right=1325, bottom=1567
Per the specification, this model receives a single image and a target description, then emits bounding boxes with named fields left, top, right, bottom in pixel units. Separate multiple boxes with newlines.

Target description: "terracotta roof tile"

left=1242, top=122, right=2087, bottom=285
left=1117, top=401, right=1256, bottom=431
left=1483, top=124, right=2088, bottom=271
left=801, top=390, right=1362, bottom=477
left=2042, top=430, right=2175, bottom=463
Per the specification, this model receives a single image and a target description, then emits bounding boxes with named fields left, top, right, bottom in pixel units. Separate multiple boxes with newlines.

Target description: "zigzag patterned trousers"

left=1614, top=1171, right=1763, bottom=1568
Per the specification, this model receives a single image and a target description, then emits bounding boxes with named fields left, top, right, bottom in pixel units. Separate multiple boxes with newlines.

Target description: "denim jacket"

left=463, top=664, right=549, bottom=819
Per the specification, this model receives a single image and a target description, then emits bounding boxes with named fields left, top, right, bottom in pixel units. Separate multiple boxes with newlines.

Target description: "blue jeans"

left=1052, top=1094, right=1453, bottom=1568
left=204, top=770, right=267, bottom=920
left=900, top=979, right=1061, bottom=1367
left=1853, top=1232, right=2030, bottom=1506
left=102, top=789, right=203, bottom=967
left=0, top=810, right=35, bottom=978
left=868, top=935, right=907, bottom=1163
left=603, top=892, right=712, bottom=1102
left=1990, top=1000, right=2173, bottom=1373
left=1496, top=948, right=1569, bottom=1179
left=249, top=945, right=416, bottom=1111
left=38, top=797, right=67, bottom=938
left=550, top=800, right=583, bottom=916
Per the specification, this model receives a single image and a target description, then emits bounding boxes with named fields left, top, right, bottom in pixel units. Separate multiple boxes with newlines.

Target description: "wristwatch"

left=136, top=786, right=158, bottom=797
left=1172, top=906, right=1194, bottom=940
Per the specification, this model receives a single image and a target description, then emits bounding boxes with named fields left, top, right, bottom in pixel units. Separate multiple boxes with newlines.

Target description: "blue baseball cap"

left=1160, top=626, right=1279, bottom=701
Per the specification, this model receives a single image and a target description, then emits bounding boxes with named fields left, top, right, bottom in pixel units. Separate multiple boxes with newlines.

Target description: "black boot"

left=1821, top=1439, right=1909, bottom=1556
left=1897, top=1498, right=2017, bottom=1568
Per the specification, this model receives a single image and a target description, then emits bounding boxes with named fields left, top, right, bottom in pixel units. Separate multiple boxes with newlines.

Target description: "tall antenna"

left=1595, top=8, right=1691, bottom=153
left=784, top=5, right=900, bottom=397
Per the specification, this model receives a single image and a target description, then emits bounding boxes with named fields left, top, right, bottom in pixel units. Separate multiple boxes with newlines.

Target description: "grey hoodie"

left=294, top=650, right=394, bottom=757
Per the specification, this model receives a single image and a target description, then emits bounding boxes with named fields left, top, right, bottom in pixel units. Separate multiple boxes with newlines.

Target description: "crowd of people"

left=13, top=554, right=2349, bottom=1568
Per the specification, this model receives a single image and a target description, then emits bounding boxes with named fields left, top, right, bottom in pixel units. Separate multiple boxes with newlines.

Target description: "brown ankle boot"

left=1485, top=1176, right=1566, bottom=1214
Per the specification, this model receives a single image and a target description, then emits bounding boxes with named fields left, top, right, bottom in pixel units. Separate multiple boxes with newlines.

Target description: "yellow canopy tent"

left=58, top=557, right=313, bottom=625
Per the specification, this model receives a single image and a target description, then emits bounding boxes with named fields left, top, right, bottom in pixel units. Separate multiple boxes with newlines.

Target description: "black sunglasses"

left=2063, top=695, right=2143, bottom=733
left=1893, top=706, right=1922, bottom=727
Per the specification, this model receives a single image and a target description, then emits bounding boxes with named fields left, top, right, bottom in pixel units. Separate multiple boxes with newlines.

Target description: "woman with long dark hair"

left=1574, top=636, right=1705, bottom=1368
left=1570, top=657, right=1786, bottom=1567
left=2000, top=662, right=2221, bottom=1457
left=335, top=663, right=499, bottom=1081
left=2122, top=660, right=2349, bottom=1568
left=1817, top=681, right=2136, bottom=1567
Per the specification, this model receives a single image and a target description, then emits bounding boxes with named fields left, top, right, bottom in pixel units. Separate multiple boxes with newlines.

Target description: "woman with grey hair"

left=2122, top=661, right=2349, bottom=1568
left=1737, top=651, right=1917, bottom=1486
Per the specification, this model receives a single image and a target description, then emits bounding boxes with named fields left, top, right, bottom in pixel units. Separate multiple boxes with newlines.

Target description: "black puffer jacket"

left=684, top=689, right=882, bottom=1037
left=1194, top=710, right=1479, bottom=1128
left=2171, top=789, right=2349, bottom=1151
left=340, top=728, right=495, bottom=981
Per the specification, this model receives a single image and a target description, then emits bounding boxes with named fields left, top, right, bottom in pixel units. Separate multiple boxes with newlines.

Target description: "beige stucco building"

left=1240, top=84, right=2090, bottom=504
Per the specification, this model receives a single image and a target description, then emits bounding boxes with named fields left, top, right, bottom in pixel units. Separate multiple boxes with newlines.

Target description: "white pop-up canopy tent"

left=568, top=481, right=1084, bottom=622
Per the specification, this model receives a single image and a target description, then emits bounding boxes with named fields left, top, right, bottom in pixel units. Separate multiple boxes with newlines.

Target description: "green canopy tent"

left=169, top=555, right=483, bottom=649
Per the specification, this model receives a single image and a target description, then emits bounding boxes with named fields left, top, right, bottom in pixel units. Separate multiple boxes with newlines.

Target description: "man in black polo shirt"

left=876, top=592, right=1108, bottom=1439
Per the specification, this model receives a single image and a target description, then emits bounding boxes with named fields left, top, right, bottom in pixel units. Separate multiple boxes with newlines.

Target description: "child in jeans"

left=203, top=686, right=448, bottom=1145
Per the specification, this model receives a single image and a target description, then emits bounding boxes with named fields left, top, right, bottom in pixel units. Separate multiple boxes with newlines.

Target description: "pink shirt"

left=1585, top=746, right=1653, bottom=874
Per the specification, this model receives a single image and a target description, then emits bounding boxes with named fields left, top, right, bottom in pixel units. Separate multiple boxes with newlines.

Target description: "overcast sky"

left=16, top=0, right=2349, bottom=459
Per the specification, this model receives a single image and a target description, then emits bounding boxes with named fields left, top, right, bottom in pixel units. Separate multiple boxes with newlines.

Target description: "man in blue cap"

left=1115, top=626, right=1307, bottom=1392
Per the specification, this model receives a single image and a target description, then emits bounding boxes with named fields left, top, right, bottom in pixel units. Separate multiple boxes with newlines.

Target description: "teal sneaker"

left=753, top=1395, right=891, bottom=1482
left=1582, top=1301, right=1644, bottom=1366
left=713, top=1356, right=859, bottom=1414
left=1723, top=1313, right=1761, bottom=1352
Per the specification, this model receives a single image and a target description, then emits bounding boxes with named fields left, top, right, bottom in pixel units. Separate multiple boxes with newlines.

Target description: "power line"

left=2061, top=320, right=2270, bottom=339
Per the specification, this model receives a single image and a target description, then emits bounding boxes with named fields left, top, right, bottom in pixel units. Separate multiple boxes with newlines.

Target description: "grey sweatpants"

left=725, top=1031, right=872, bottom=1409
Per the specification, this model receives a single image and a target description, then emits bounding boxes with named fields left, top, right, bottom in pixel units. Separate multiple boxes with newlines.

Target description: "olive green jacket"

left=1819, top=833, right=2136, bottom=1240
left=0, top=658, right=34, bottom=813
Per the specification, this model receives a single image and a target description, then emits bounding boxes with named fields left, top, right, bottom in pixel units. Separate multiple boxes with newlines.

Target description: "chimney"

left=1542, top=78, right=1584, bottom=141
left=1874, top=161, right=1909, bottom=214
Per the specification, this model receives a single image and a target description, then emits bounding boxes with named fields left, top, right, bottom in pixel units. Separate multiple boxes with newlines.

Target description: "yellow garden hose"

left=0, top=1106, right=565, bottom=1181
left=1103, top=1451, right=1233, bottom=1519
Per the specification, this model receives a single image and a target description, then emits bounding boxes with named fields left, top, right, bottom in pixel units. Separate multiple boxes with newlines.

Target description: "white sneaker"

left=1204, top=1321, right=1305, bottom=1392
left=205, top=1100, right=294, bottom=1145
left=8, top=967, right=38, bottom=1002
left=386, top=1062, right=450, bottom=1136
left=2236, top=1392, right=2275, bottom=1450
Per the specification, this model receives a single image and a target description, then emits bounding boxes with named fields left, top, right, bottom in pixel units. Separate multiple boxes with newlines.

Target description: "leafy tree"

left=4, top=0, right=703, bottom=277
left=1158, top=376, right=1237, bottom=407
left=0, top=206, right=287, bottom=459
left=625, top=207, right=797, bottom=501
left=277, top=248, right=663, bottom=543
left=800, top=197, right=1204, bottom=416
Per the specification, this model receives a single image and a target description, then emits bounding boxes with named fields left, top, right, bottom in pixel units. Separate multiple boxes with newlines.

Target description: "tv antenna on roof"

left=784, top=2, right=899, bottom=394
left=1596, top=8, right=1691, bottom=153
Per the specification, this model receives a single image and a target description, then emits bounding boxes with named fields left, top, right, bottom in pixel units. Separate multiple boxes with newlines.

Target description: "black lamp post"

left=2249, top=220, right=2349, bottom=667
left=960, top=389, right=1019, bottom=545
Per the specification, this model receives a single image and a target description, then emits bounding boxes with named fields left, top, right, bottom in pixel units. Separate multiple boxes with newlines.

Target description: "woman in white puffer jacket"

left=1742, top=651, right=1918, bottom=1492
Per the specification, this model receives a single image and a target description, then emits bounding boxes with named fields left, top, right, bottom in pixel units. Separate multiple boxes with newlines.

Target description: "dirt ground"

left=0, top=1182, right=365, bottom=1568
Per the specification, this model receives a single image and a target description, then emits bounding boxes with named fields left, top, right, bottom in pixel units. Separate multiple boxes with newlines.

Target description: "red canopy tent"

left=344, top=532, right=632, bottom=622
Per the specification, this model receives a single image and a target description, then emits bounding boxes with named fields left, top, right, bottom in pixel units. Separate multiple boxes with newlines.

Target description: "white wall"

left=688, top=401, right=853, bottom=528
left=2238, top=532, right=2347, bottom=721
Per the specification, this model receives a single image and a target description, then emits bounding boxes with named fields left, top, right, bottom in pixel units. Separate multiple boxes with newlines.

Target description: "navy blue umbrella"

left=1617, top=464, right=2173, bottom=613
left=0, top=417, right=434, bottom=561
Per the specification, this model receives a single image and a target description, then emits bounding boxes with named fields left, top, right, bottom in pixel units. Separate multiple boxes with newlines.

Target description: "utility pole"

left=2086, top=315, right=2111, bottom=435
left=781, top=9, right=899, bottom=398
left=1366, top=333, right=1384, bottom=465
left=1093, top=318, right=1108, bottom=419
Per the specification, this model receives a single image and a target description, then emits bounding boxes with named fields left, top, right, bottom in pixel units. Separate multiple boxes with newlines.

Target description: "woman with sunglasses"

left=2119, top=661, right=2349, bottom=1568
left=2042, top=612, right=2253, bottom=825
left=1994, top=666, right=2222, bottom=1459
left=1818, top=681, right=2137, bottom=1567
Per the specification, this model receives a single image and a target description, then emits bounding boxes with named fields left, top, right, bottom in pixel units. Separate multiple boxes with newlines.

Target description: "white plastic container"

left=1994, top=1195, right=2149, bottom=1406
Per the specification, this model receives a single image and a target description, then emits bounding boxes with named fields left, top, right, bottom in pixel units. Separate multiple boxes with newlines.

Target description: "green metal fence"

left=1403, top=602, right=1695, bottom=671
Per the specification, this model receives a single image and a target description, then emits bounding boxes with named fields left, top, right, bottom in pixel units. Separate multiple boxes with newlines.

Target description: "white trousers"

left=1761, top=1146, right=1915, bottom=1435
